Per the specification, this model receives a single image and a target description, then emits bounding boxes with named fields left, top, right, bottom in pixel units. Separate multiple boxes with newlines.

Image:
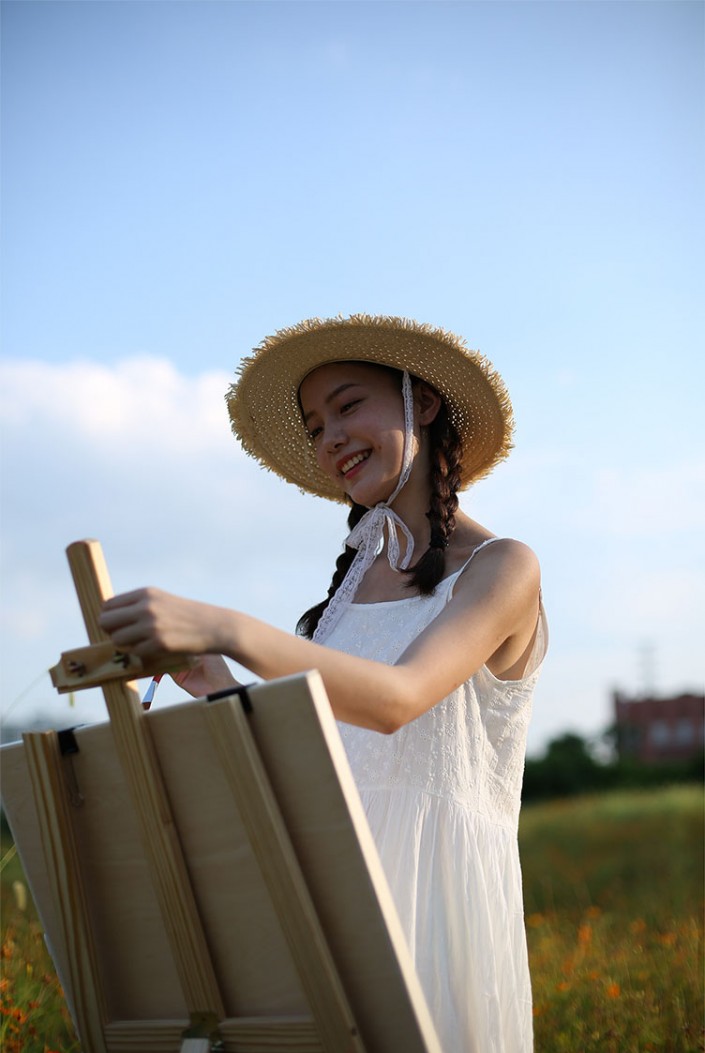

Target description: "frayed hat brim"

left=227, top=314, right=514, bottom=503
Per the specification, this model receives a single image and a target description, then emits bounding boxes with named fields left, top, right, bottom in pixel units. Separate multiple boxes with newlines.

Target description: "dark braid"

left=403, top=400, right=462, bottom=595
left=296, top=501, right=367, bottom=639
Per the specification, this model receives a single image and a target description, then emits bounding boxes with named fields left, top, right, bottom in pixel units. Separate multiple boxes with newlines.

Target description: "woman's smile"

left=337, top=449, right=372, bottom=478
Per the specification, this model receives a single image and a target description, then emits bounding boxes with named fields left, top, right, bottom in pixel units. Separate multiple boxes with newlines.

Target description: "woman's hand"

left=99, top=588, right=224, bottom=658
left=171, top=654, right=241, bottom=699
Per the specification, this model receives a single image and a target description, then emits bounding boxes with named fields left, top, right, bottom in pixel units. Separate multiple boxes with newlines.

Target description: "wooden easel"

left=0, top=541, right=441, bottom=1053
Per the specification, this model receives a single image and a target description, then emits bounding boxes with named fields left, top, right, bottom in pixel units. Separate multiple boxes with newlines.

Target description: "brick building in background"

left=613, top=690, right=705, bottom=764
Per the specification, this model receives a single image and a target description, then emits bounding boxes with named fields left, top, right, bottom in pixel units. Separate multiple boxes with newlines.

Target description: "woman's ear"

left=415, top=381, right=442, bottom=426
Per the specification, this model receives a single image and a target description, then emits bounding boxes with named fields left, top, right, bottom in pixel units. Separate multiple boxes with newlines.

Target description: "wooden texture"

left=204, top=699, right=363, bottom=1052
left=22, top=730, right=108, bottom=1053
left=65, top=540, right=225, bottom=1019
left=49, top=640, right=194, bottom=693
left=2, top=676, right=442, bottom=1053
left=0, top=539, right=442, bottom=1053
left=230, top=676, right=441, bottom=1053
left=103, top=1018, right=321, bottom=1052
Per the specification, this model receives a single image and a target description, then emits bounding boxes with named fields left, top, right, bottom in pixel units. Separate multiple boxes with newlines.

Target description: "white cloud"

left=0, top=357, right=234, bottom=455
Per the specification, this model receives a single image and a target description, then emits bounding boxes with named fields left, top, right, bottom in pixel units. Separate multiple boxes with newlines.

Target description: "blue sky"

left=1, top=0, right=703, bottom=753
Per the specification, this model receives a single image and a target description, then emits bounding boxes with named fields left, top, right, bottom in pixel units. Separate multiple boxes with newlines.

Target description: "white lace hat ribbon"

left=313, top=371, right=415, bottom=643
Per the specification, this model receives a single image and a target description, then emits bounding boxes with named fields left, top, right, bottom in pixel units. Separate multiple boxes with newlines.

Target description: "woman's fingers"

left=99, top=589, right=218, bottom=657
left=99, top=589, right=164, bottom=652
left=170, top=655, right=240, bottom=698
left=102, top=588, right=152, bottom=611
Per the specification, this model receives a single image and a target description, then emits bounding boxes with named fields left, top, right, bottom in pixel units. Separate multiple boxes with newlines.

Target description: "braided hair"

left=296, top=376, right=463, bottom=639
left=402, top=397, right=462, bottom=596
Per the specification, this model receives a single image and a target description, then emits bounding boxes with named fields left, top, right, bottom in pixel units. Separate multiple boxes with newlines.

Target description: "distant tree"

left=523, top=732, right=615, bottom=801
left=522, top=730, right=703, bottom=802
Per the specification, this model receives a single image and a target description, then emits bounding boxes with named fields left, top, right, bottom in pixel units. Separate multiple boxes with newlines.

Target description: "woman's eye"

left=341, top=399, right=361, bottom=414
left=308, top=426, right=322, bottom=441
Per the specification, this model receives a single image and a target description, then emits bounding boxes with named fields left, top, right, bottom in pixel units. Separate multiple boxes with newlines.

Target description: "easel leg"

left=24, top=730, right=108, bottom=1053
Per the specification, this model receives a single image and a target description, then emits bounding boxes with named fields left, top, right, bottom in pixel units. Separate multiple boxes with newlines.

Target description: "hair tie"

left=429, top=528, right=449, bottom=550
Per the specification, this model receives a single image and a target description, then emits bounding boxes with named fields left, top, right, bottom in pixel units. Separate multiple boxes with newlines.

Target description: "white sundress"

left=323, top=539, right=548, bottom=1053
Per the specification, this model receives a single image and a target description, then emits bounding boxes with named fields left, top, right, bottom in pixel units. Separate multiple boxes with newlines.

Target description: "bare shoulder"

left=454, top=536, right=541, bottom=602
left=487, top=537, right=540, bottom=575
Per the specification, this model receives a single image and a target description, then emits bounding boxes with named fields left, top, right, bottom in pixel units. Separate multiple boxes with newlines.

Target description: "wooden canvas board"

left=1, top=671, right=442, bottom=1053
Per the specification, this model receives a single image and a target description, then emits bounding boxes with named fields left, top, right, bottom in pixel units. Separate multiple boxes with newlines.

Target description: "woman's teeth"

left=341, top=452, right=370, bottom=475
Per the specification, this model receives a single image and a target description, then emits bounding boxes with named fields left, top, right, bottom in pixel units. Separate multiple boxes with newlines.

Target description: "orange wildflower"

left=606, top=982, right=621, bottom=998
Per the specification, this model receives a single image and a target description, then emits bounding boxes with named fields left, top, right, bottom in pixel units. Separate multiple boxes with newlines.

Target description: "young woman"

left=100, top=315, right=547, bottom=1053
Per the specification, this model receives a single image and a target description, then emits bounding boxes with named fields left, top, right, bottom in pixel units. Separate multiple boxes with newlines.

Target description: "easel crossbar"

left=104, top=1017, right=321, bottom=1052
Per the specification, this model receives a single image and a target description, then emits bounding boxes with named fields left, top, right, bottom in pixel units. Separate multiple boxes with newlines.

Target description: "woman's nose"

left=322, top=419, right=346, bottom=451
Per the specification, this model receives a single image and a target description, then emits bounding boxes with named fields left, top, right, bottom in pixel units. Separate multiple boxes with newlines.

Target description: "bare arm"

left=99, top=540, right=541, bottom=733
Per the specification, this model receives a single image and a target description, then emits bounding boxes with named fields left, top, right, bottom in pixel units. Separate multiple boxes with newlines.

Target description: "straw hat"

left=227, top=314, right=514, bottom=503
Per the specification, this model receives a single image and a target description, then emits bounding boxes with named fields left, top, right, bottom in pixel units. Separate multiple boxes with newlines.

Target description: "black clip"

left=57, top=728, right=80, bottom=756
left=205, top=683, right=254, bottom=715
left=57, top=728, right=84, bottom=807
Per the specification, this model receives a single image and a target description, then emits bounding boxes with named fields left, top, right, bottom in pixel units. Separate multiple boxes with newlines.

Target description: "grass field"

left=520, top=785, right=703, bottom=1052
left=1, top=784, right=703, bottom=1052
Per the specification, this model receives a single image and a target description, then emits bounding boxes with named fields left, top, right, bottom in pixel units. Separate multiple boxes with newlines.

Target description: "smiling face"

left=298, top=362, right=409, bottom=507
